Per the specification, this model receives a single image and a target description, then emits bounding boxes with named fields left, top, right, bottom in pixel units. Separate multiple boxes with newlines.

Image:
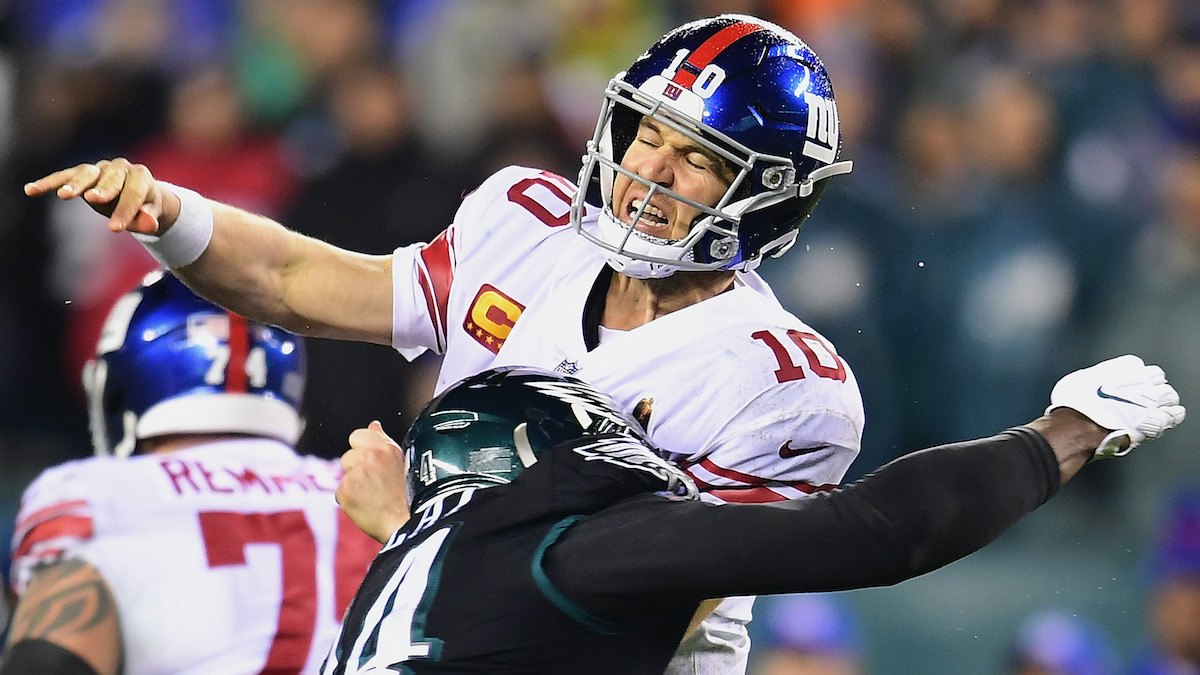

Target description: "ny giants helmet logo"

left=803, top=93, right=839, bottom=164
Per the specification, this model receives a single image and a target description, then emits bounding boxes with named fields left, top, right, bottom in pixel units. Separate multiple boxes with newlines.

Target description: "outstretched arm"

left=24, top=158, right=395, bottom=345
left=0, top=560, right=121, bottom=675
left=551, top=355, right=1185, bottom=611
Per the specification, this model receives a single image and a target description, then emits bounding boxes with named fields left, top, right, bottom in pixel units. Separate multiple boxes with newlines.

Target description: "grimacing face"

left=611, top=117, right=735, bottom=242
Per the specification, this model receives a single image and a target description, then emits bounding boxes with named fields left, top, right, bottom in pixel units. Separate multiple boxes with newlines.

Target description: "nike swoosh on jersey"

left=778, top=442, right=830, bottom=458
left=1096, top=386, right=1144, bottom=407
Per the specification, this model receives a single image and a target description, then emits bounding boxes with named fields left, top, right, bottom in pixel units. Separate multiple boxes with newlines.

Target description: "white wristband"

left=131, top=181, right=214, bottom=268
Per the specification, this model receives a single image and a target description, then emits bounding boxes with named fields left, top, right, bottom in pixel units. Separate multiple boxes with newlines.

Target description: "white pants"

left=664, top=596, right=755, bottom=675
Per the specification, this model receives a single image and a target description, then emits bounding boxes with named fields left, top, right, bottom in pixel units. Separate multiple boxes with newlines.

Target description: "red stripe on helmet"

left=671, top=21, right=764, bottom=88
left=226, top=312, right=249, bottom=393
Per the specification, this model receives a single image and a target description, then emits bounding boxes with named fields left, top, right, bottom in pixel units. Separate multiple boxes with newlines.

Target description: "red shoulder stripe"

left=417, top=228, right=455, bottom=351
left=14, top=500, right=89, bottom=535
left=14, top=514, right=94, bottom=559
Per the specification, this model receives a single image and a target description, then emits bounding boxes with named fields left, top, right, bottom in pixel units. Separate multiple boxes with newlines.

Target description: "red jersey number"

left=199, top=510, right=377, bottom=674
left=752, top=329, right=847, bottom=383
left=506, top=172, right=574, bottom=228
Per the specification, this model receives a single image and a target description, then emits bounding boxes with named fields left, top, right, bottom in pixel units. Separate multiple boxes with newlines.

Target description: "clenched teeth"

left=630, top=199, right=667, bottom=224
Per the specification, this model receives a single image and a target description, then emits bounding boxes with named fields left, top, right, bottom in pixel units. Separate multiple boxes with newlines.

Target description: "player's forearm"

left=563, top=424, right=1066, bottom=606
left=817, top=424, right=1064, bottom=587
left=1023, top=407, right=1111, bottom=485
left=742, top=415, right=1113, bottom=590
left=829, top=410, right=1105, bottom=581
left=177, top=201, right=395, bottom=345
left=172, top=202, right=299, bottom=326
left=3, top=561, right=121, bottom=675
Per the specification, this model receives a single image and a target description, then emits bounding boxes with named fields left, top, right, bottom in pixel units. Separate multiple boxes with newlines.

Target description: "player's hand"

left=23, top=158, right=177, bottom=235
left=1046, top=355, right=1186, bottom=460
left=337, top=420, right=412, bottom=543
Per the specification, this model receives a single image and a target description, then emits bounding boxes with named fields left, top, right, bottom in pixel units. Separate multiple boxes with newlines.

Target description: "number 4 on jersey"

left=323, top=527, right=455, bottom=674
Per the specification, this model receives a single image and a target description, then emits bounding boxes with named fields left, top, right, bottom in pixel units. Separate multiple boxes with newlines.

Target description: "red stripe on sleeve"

left=704, top=486, right=791, bottom=504
left=698, top=457, right=770, bottom=485
left=225, top=312, right=249, bottom=393
left=418, top=229, right=455, bottom=350
left=14, top=500, right=89, bottom=535
left=671, top=21, right=764, bottom=87
left=14, top=515, right=94, bottom=559
left=694, top=458, right=837, bottom=494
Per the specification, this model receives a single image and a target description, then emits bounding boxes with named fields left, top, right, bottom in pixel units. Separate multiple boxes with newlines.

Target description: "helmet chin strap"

left=799, top=161, right=854, bottom=196
left=113, top=411, right=138, bottom=459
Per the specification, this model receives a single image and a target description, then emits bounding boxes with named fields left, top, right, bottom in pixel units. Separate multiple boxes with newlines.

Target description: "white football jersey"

left=389, top=165, right=865, bottom=673
left=9, top=439, right=380, bottom=675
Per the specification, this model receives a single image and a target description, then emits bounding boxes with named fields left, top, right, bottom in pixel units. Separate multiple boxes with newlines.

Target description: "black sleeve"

left=0, top=639, right=100, bottom=675
left=545, top=426, right=1060, bottom=618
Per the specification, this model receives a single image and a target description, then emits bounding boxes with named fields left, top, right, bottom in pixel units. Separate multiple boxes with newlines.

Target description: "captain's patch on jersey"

left=463, top=284, right=524, bottom=354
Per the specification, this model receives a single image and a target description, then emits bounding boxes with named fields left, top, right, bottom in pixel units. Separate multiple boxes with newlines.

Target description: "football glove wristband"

left=1045, top=354, right=1186, bottom=461
left=131, top=181, right=214, bottom=269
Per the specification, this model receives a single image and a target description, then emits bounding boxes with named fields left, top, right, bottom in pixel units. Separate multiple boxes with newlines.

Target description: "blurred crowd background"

left=0, top=0, right=1198, bottom=672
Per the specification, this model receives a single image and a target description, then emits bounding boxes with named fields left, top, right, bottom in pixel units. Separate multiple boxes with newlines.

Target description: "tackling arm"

left=553, top=423, right=1067, bottom=613
left=552, top=356, right=1184, bottom=615
left=0, top=560, right=121, bottom=675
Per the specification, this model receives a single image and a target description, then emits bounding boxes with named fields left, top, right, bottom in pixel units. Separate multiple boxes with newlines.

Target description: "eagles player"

left=323, top=359, right=1183, bottom=674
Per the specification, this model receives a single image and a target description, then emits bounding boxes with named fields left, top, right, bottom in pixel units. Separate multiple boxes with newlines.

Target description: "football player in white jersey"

left=26, top=14, right=859, bottom=673
left=1, top=271, right=379, bottom=675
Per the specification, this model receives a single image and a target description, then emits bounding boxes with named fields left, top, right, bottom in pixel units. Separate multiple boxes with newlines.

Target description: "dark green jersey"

left=321, top=428, right=1059, bottom=674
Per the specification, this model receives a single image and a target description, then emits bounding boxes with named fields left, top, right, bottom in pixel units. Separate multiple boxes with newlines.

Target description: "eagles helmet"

left=571, top=14, right=853, bottom=279
left=403, top=367, right=663, bottom=510
left=82, top=269, right=306, bottom=457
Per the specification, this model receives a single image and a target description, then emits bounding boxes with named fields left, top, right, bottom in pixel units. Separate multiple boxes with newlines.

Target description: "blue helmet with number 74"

left=82, top=270, right=306, bottom=457
left=571, top=14, right=852, bottom=279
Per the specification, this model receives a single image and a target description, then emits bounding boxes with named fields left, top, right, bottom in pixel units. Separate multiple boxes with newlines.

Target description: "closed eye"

left=686, top=154, right=712, bottom=171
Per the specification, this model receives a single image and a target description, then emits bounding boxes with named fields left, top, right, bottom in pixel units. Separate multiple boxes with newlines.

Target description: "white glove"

left=1046, top=354, right=1186, bottom=461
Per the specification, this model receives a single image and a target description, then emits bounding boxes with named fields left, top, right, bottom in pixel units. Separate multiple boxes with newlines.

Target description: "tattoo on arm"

left=10, top=560, right=113, bottom=640
left=6, top=559, right=122, bottom=675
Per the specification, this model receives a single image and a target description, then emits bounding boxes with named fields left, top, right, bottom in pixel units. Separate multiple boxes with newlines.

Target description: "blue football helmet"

left=571, top=14, right=853, bottom=279
left=82, top=269, right=306, bottom=457
left=402, top=366, right=694, bottom=510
